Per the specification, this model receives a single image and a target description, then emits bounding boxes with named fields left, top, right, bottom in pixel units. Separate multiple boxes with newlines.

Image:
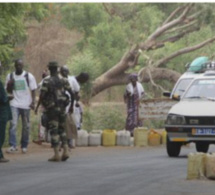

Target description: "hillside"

left=24, top=20, right=81, bottom=82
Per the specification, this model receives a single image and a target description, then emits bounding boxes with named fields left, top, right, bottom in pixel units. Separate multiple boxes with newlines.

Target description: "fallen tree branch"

left=146, top=68, right=166, bottom=92
left=154, top=36, right=215, bottom=67
left=164, top=20, right=198, bottom=34
left=146, top=4, right=194, bottom=41
left=162, top=5, right=186, bottom=25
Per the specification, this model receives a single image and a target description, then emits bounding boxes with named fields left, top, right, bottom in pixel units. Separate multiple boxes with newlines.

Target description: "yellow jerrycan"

left=102, top=129, right=116, bottom=146
left=187, top=152, right=206, bottom=180
left=148, top=129, right=161, bottom=146
left=161, top=130, right=167, bottom=145
left=134, top=127, right=149, bottom=147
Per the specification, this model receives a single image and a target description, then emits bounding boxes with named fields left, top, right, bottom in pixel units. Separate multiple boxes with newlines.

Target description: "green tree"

left=61, top=3, right=215, bottom=99
left=61, top=3, right=108, bottom=50
left=67, top=50, right=101, bottom=103
left=88, top=17, right=129, bottom=73
left=0, top=3, right=48, bottom=72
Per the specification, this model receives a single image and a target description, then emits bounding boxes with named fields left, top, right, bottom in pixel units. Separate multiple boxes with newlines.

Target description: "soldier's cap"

left=47, top=61, right=58, bottom=67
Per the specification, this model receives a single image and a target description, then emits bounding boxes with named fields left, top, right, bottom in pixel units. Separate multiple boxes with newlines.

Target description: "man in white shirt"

left=5, top=59, right=37, bottom=153
left=69, top=72, right=89, bottom=129
left=60, top=66, right=89, bottom=148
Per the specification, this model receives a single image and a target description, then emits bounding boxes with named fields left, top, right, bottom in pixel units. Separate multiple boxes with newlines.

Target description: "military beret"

left=47, top=61, right=58, bottom=67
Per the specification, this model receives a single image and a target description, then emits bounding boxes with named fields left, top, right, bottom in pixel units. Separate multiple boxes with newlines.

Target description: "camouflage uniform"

left=40, top=75, right=71, bottom=148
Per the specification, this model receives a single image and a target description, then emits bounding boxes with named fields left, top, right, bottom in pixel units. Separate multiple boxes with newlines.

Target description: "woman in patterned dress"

left=124, top=73, right=144, bottom=136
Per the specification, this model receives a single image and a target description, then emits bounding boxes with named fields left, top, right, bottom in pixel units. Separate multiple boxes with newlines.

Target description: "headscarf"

left=129, top=73, right=138, bottom=81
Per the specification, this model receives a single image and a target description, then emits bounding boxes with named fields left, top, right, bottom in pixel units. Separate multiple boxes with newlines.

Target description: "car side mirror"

left=163, top=91, right=171, bottom=97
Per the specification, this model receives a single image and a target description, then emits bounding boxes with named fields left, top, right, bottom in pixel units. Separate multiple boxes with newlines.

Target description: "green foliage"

left=2, top=3, right=215, bottom=100
left=82, top=103, right=165, bottom=132
left=25, top=3, right=50, bottom=21
left=144, top=119, right=165, bottom=129
left=61, top=3, right=108, bottom=38
left=82, top=107, right=96, bottom=131
left=61, top=3, right=177, bottom=84
left=135, top=5, right=165, bottom=37
left=0, top=4, right=26, bottom=65
left=88, top=17, right=129, bottom=73
left=0, top=3, right=49, bottom=71
left=67, top=50, right=101, bottom=102
left=82, top=103, right=126, bottom=131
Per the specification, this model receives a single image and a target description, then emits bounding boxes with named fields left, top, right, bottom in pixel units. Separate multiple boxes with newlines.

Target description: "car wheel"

left=195, top=142, right=209, bottom=153
left=166, top=135, right=181, bottom=157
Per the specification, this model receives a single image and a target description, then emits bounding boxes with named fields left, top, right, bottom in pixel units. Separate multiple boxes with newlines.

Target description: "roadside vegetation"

left=1, top=3, right=215, bottom=146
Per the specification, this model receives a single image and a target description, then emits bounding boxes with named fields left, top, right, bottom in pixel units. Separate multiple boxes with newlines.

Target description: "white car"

left=163, top=71, right=202, bottom=99
left=165, top=68, right=215, bottom=157
left=164, top=56, right=208, bottom=99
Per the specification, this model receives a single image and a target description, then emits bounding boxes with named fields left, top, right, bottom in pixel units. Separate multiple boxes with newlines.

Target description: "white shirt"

left=65, top=76, right=80, bottom=113
left=126, top=82, right=144, bottom=99
left=6, top=71, right=37, bottom=109
left=68, top=76, right=80, bottom=93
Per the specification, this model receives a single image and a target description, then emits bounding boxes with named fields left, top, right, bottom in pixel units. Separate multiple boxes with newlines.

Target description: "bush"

left=82, top=102, right=165, bottom=132
left=82, top=103, right=126, bottom=131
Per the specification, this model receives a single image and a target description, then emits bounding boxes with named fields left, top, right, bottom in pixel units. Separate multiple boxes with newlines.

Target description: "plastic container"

left=102, top=129, right=116, bottom=146
left=161, top=130, right=167, bottom=145
left=134, top=127, right=149, bottom=147
left=130, top=137, right=134, bottom=146
left=89, top=130, right=102, bottom=146
left=205, top=153, right=215, bottom=179
left=148, top=130, right=161, bottom=146
left=76, top=130, right=89, bottom=147
left=187, top=152, right=206, bottom=180
left=188, top=56, right=208, bottom=72
left=116, top=130, right=131, bottom=146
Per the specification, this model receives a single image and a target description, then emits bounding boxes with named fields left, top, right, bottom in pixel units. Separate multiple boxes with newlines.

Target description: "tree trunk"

left=92, top=67, right=181, bottom=96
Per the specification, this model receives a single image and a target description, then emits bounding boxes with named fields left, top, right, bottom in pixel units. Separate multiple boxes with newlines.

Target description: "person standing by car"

left=5, top=59, right=37, bottom=154
left=0, top=62, right=12, bottom=162
left=124, top=73, right=144, bottom=136
left=39, top=61, right=74, bottom=162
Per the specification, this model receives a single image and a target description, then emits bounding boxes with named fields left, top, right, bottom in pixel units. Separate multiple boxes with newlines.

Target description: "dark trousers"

left=0, top=119, right=7, bottom=158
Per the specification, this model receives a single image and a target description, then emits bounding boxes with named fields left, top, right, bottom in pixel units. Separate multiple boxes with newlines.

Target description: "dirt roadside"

left=3, top=142, right=131, bottom=162
left=3, top=142, right=54, bottom=162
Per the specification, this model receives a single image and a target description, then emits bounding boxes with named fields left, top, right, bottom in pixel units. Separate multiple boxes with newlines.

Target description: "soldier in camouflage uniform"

left=38, top=61, right=74, bottom=162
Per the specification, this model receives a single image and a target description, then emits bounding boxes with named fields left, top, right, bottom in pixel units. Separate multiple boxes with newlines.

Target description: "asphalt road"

left=1, top=143, right=215, bottom=195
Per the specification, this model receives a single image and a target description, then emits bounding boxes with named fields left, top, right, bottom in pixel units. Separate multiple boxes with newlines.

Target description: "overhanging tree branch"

left=164, top=20, right=198, bottom=34
left=146, top=68, right=166, bottom=91
left=154, top=36, right=215, bottom=67
left=146, top=3, right=194, bottom=41
left=162, top=26, right=200, bottom=43
left=162, top=5, right=186, bottom=25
